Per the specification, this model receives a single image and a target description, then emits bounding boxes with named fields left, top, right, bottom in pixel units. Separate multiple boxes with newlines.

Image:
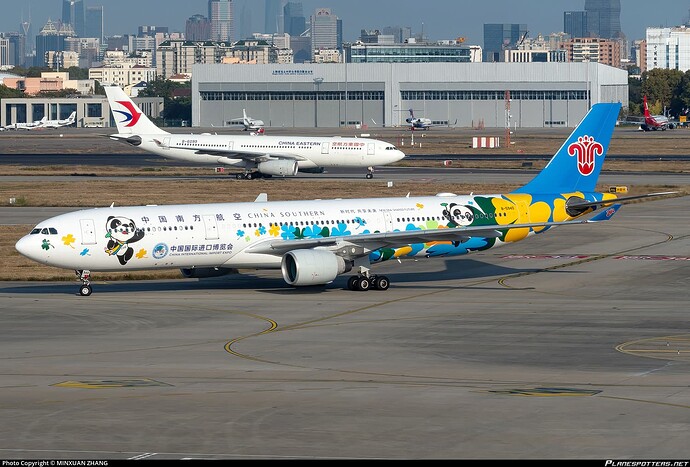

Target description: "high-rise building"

left=646, top=27, right=690, bottom=72
left=283, top=2, right=305, bottom=37
left=310, top=8, right=339, bottom=59
left=62, top=0, right=85, bottom=37
left=208, top=0, right=234, bottom=42
left=186, top=14, right=211, bottom=41
left=564, top=11, right=587, bottom=39
left=382, top=26, right=412, bottom=44
left=239, top=3, right=252, bottom=40
left=85, top=6, right=104, bottom=41
left=35, top=18, right=74, bottom=67
left=483, top=23, right=528, bottom=62
left=584, top=0, right=621, bottom=39
left=265, top=0, right=284, bottom=35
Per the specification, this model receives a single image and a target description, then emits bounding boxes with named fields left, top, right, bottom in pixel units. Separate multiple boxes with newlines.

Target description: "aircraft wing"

left=151, top=139, right=309, bottom=162
left=244, top=216, right=615, bottom=258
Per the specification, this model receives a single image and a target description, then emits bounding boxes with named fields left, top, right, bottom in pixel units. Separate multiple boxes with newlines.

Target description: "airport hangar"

left=191, top=62, right=628, bottom=129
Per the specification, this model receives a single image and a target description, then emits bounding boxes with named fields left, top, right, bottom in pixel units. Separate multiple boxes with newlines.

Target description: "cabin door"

left=79, top=219, right=97, bottom=245
left=202, top=214, right=219, bottom=240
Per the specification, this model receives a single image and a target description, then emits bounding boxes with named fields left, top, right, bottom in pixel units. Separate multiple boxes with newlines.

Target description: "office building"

left=265, top=0, right=284, bottom=35
left=283, top=2, right=306, bottom=37
left=84, top=6, right=104, bottom=41
left=483, top=23, right=528, bottom=62
left=62, top=0, right=85, bottom=37
left=208, top=0, right=234, bottom=42
left=310, top=8, right=339, bottom=60
left=564, top=11, right=587, bottom=39
left=345, top=41, right=477, bottom=63
left=585, top=0, right=621, bottom=39
left=186, top=14, right=211, bottom=41
left=564, top=37, right=621, bottom=67
left=646, top=27, right=690, bottom=72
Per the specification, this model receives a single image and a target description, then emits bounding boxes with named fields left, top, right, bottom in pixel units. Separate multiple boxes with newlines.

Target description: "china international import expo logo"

left=568, top=135, right=604, bottom=176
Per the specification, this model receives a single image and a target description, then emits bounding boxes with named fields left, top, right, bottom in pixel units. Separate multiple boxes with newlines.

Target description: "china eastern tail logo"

left=567, top=135, right=604, bottom=176
left=113, top=100, right=142, bottom=127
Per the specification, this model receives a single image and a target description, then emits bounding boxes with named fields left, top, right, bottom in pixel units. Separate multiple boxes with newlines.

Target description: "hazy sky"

left=2, top=0, right=689, bottom=44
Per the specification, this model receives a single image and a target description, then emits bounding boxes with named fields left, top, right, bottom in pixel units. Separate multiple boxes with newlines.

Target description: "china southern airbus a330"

left=16, top=102, right=674, bottom=296
left=104, top=86, right=404, bottom=179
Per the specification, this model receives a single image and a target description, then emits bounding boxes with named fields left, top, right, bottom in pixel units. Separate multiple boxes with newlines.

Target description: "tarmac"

left=0, top=195, right=688, bottom=459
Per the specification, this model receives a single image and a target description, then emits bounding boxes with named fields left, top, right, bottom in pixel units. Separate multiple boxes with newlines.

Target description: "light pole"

left=313, top=77, right=323, bottom=128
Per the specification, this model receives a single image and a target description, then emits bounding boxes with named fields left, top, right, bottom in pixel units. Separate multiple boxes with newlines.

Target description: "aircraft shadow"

left=0, top=258, right=576, bottom=296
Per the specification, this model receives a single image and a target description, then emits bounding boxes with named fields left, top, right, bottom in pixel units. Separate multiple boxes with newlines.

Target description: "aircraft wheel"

left=236, top=173, right=245, bottom=180
left=347, top=276, right=359, bottom=291
left=79, top=285, right=92, bottom=296
left=357, top=277, right=371, bottom=291
left=366, top=173, right=373, bottom=179
left=373, top=275, right=390, bottom=291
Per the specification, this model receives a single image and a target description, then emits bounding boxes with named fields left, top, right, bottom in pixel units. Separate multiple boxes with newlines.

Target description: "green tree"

left=640, top=68, right=683, bottom=115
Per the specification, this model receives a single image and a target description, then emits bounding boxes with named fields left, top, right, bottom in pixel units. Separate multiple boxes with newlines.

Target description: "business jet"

left=16, top=102, right=677, bottom=296
left=4, top=116, right=47, bottom=130
left=41, top=111, right=77, bottom=129
left=405, top=109, right=455, bottom=130
left=228, top=109, right=265, bottom=133
left=642, top=95, right=675, bottom=131
left=104, top=86, right=404, bottom=179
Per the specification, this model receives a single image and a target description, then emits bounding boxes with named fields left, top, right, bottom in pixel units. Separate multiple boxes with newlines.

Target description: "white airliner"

left=228, top=109, right=265, bottom=133
left=4, top=116, right=47, bottom=130
left=104, top=86, right=404, bottom=179
left=16, top=102, right=676, bottom=296
left=41, top=111, right=77, bottom=129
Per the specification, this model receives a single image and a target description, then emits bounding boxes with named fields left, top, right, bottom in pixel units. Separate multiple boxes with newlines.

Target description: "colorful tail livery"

left=104, top=86, right=168, bottom=135
left=515, top=103, right=620, bottom=194
left=16, top=102, right=679, bottom=295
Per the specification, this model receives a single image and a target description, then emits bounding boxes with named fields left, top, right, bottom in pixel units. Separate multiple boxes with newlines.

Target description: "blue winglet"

left=588, top=204, right=622, bottom=222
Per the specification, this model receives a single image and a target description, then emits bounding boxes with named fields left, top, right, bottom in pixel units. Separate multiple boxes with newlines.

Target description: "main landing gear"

left=76, top=269, right=92, bottom=296
left=236, top=172, right=272, bottom=180
left=346, top=266, right=390, bottom=291
left=365, top=166, right=374, bottom=179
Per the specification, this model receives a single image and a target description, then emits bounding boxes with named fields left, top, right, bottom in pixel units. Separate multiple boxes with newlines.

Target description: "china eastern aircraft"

left=104, top=86, right=404, bottom=179
left=16, top=102, right=676, bottom=296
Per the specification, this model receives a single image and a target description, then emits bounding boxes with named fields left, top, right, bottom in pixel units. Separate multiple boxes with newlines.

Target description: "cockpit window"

left=386, top=146, right=397, bottom=150
left=35, top=227, right=58, bottom=235
left=41, top=228, right=49, bottom=234
left=49, top=228, right=58, bottom=234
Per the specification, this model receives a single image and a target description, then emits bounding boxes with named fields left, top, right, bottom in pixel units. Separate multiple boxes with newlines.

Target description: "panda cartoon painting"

left=104, top=216, right=145, bottom=265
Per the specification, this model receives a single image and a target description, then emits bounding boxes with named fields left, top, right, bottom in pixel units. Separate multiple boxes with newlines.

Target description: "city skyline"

left=2, top=0, right=689, bottom=45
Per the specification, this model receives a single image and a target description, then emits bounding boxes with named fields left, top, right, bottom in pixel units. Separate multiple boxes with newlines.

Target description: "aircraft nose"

left=15, top=235, right=37, bottom=260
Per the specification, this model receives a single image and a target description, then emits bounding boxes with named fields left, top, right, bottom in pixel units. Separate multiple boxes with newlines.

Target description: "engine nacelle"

left=180, top=267, right=237, bottom=278
left=257, top=159, right=298, bottom=177
left=281, top=249, right=351, bottom=286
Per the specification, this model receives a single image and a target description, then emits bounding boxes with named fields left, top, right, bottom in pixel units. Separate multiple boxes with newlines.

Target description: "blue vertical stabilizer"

left=513, top=103, right=621, bottom=194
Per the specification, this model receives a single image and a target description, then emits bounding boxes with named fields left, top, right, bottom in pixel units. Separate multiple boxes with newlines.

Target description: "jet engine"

left=180, top=267, right=237, bottom=278
left=257, top=159, right=298, bottom=176
left=281, top=249, right=352, bottom=286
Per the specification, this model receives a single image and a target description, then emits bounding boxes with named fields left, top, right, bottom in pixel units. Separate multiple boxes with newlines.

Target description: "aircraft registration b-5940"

left=104, top=86, right=404, bottom=179
left=16, top=102, right=677, bottom=296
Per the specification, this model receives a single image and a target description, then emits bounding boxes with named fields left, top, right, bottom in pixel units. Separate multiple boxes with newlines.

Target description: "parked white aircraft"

left=16, top=102, right=676, bottom=296
left=104, top=86, right=404, bottom=179
left=228, top=109, right=265, bottom=133
left=42, top=111, right=77, bottom=129
left=4, top=116, right=47, bottom=130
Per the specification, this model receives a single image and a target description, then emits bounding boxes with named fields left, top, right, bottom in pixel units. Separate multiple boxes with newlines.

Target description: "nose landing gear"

left=75, top=269, right=92, bottom=296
